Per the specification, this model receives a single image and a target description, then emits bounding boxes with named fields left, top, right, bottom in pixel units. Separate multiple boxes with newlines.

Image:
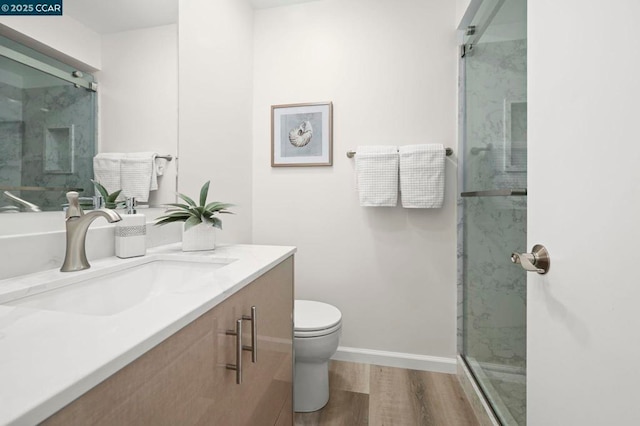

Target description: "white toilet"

left=294, top=299, right=342, bottom=412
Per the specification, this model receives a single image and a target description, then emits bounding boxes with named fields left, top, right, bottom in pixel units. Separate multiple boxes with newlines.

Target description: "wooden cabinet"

left=43, top=256, right=294, bottom=426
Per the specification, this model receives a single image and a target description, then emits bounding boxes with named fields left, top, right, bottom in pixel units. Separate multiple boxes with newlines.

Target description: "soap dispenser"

left=115, top=197, right=146, bottom=259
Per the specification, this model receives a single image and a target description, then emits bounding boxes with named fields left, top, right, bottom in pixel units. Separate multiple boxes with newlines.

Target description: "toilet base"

left=294, top=360, right=330, bottom=412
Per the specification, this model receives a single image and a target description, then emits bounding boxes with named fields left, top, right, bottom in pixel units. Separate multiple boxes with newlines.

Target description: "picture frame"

left=271, top=102, right=333, bottom=167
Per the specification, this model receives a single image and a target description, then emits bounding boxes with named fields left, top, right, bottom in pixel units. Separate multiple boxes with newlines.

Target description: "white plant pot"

left=182, top=222, right=216, bottom=252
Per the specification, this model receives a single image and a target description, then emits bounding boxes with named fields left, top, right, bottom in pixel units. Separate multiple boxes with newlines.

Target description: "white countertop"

left=0, top=243, right=296, bottom=426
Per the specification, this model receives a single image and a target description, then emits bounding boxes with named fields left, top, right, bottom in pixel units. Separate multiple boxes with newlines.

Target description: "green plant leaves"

left=154, top=181, right=233, bottom=229
left=178, top=192, right=196, bottom=207
left=209, top=216, right=222, bottom=229
left=164, top=203, right=191, bottom=210
left=199, top=180, right=210, bottom=207
left=184, top=215, right=202, bottom=231
left=107, top=190, right=122, bottom=203
left=92, top=179, right=109, bottom=199
left=91, top=179, right=123, bottom=209
left=204, top=201, right=234, bottom=212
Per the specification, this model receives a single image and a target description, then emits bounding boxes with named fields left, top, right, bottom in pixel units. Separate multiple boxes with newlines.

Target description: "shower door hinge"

left=460, top=44, right=473, bottom=58
left=88, top=82, right=98, bottom=92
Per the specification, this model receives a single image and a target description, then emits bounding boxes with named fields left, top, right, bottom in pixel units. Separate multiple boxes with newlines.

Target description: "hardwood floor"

left=295, top=361, right=479, bottom=426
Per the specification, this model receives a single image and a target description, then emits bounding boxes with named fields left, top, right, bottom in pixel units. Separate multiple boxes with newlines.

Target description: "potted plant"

left=155, top=181, right=233, bottom=251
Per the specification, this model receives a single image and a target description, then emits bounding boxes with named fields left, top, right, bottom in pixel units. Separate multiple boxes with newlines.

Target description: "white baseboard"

left=332, top=346, right=456, bottom=374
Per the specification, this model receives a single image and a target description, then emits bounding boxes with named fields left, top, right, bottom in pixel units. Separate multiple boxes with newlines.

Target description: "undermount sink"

left=4, top=259, right=234, bottom=316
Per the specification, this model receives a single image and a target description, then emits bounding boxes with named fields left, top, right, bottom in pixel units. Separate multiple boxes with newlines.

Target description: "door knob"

left=511, top=244, right=550, bottom=274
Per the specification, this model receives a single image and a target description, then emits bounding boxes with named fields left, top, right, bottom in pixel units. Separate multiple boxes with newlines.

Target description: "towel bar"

left=346, top=148, right=453, bottom=158
left=156, top=155, right=173, bottom=161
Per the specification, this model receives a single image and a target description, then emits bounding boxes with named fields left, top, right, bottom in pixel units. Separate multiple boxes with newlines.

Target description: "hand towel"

left=355, top=145, right=399, bottom=207
left=399, top=144, right=445, bottom=208
left=120, top=157, right=155, bottom=202
left=93, top=153, right=123, bottom=195
left=123, top=152, right=159, bottom=190
left=93, top=152, right=162, bottom=202
left=154, top=157, right=168, bottom=177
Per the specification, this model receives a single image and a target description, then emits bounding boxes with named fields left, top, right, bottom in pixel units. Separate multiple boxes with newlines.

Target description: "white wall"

left=1, top=0, right=460, bottom=367
left=178, top=0, right=254, bottom=244
left=456, top=0, right=472, bottom=28
left=97, top=25, right=178, bottom=206
left=0, top=15, right=101, bottom=71
left=253, top=0, right=458, bottom=361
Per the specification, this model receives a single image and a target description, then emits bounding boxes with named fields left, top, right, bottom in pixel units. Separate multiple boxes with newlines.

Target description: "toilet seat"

left=295, top=300, right=342, bottom=338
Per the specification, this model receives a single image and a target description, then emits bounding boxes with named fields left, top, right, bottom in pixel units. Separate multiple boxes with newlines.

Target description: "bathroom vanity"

left=0, top=244, right=295, bottom=425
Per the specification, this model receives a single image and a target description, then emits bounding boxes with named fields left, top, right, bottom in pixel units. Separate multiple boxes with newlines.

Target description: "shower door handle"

left=511, top=244, right=550, bottom=275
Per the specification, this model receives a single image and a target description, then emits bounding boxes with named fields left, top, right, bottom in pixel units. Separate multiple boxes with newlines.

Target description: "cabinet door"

left=43, top=256, right=293, bottom=426
left=238, top=256, right=294, bottom=425
left=44, top=307, right=219, bottom=425
left=202, top=256, right=294, bottom=426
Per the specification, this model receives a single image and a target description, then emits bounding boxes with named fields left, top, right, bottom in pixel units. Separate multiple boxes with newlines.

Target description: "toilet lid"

left=294, top=300, right=342, bottom=333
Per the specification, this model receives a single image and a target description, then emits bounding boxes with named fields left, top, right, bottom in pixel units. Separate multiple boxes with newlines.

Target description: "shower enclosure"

left=459, top=0, right=527, bottom=424
left=0, top=35, right=97, bottom=212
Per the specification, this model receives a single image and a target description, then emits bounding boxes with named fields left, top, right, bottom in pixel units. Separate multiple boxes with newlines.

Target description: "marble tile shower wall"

left=464, top=196, right=526, bottom=369
left=0, top=81, right=95, bottom=210
left=21, top=85, right=95, bottom=210
left=465, top=40, right=527, bottom=191
left=0, top=122, right=23, bottom=189
left=461, top=39, right=527, bottom=371
left=0, top=82, right=23, bottom=201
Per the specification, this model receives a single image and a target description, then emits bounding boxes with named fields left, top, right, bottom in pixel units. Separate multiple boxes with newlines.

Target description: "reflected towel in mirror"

left=93, top=152, right=164, bottom=202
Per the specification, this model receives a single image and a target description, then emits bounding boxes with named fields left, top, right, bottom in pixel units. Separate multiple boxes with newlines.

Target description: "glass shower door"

left=461, top=0, right=527, bottom=424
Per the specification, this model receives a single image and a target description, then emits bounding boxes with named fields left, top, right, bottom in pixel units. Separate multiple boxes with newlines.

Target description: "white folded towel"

left=355, top=145, right=399, bottom=207
left=399, top=144, right=445, bottom=208
left=93, top=152, right=163, bottom=202
left=155, top=158, right=168, bottom=177
left=93, top=153, right=123, bottom=195
left=122, top=152, right=159, bottom=191
left=121, top=157, right=154, bottom=202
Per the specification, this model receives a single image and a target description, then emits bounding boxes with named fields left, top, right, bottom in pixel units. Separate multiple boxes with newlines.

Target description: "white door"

left=528, top=1, right=640, bottom=424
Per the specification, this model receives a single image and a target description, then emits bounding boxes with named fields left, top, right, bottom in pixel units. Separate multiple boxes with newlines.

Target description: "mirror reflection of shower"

left=0, top=36, right=96, bottom=212
left=470, top=143, right=493, bottom=155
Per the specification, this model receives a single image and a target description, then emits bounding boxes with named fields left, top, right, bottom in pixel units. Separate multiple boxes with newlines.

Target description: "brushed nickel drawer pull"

left=226, top=319, right=243, bottom=384
left=242, top=306, right=258, bottom=363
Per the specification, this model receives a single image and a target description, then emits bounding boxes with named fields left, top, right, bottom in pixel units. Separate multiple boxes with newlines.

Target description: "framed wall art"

left=271, top=102, right=333, bottom=167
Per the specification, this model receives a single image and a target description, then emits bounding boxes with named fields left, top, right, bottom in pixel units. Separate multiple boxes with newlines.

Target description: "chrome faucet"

left=60, top=191, right=122, bottom=272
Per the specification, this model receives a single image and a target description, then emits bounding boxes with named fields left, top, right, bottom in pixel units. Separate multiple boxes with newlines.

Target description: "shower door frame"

left=456, top=0, right=527, bottom=424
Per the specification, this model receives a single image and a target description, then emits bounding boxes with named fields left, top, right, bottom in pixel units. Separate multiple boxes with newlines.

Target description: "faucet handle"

left=65, top=191, right=84, bottom=219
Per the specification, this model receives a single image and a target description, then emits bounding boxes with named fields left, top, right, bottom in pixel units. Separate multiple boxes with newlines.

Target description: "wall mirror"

left=0, top=35, right=96, bottom=212
left=0, top=0, right=177, bottom=232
